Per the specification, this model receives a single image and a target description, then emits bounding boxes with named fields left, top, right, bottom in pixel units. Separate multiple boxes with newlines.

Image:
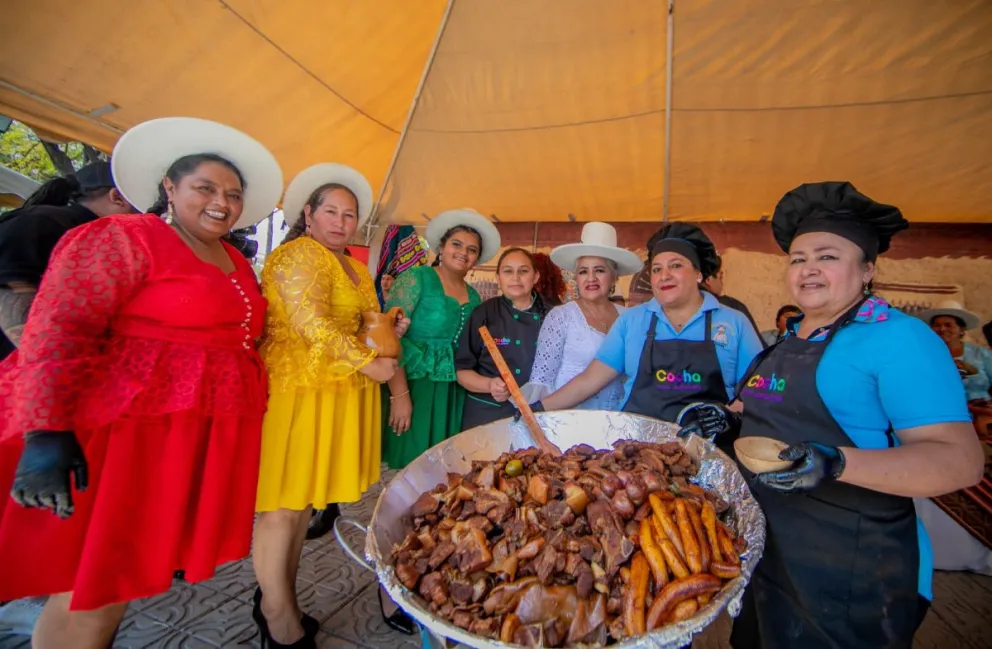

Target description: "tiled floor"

left=2, top=469, right=991, bottom=648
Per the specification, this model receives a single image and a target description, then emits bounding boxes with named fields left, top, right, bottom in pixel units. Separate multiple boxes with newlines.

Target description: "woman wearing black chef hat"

left=522, top=222, right=764, bottom=454
left=727, top=182, right=984, bottom=649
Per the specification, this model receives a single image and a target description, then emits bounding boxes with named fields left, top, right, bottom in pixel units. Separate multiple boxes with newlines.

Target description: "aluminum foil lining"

left=366, top=411, right=766, bottom=648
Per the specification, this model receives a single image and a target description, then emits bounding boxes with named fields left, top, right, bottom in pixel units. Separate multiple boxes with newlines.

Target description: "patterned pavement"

left=2, top=467, right=991, bottom=648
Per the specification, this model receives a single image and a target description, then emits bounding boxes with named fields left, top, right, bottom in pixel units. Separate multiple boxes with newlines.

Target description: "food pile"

left=390, top=441, right=747, bottom=647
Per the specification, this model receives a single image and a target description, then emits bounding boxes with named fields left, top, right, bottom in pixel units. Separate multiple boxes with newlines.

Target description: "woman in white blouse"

left=524, top=223, right=643, bottom=409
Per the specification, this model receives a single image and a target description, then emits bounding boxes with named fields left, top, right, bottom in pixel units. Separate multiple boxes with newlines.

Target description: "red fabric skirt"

left=0, top=410, right=262, bottom=611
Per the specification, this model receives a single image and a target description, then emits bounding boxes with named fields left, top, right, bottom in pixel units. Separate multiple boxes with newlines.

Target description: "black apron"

left=460, top=297, right=545, bottom=430
left=730, top=303, right=920, bottom=649
left=622, top=310, right=728, bottom=422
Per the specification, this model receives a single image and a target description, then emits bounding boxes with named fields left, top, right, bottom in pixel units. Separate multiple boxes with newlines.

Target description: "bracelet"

left=389, top=390, right=410, bottom=400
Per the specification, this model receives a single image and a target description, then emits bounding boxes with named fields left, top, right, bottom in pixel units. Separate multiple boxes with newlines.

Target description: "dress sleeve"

left=530, top=306, right=568, bottom=388
left=270, top=241, right=376, bottom=378
left=5, top=218, right=149, bottom=436
left=385, top=267, right=423, bottom=316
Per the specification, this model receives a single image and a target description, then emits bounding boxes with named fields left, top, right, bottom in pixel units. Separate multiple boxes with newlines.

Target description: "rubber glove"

left=676, top=402, right=741, bottom=439
left=756, top=442, right=846, bottom=494
left=11, top=430, right=88, bottom=519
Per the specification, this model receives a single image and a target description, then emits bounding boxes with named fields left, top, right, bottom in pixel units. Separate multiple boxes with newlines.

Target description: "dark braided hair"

left=147, top=153, right=246, bottom=216
left=21, top=175, right=111, bottom=209
left=431, top=225, right=482, bottom=267
left=281, top=183, right=358, bottom=246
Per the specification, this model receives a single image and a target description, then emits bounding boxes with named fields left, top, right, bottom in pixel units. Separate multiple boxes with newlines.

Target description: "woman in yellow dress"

left=251, top=163, right=406, bottom=648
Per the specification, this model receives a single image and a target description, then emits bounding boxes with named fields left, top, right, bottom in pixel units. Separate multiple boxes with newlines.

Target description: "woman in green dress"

left=382, top=209, right=501, bottom=470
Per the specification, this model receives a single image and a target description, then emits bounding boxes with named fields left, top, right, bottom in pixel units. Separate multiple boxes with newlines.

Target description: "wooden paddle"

left=478, top=325, right=547, bottom=444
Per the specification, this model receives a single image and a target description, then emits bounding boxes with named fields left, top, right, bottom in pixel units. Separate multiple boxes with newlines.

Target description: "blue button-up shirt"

left=596, top=292, right=764, bottom=407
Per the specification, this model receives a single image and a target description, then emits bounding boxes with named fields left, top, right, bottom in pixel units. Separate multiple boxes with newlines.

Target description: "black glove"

left=512, top=401, right=546, bottom=422
left=11, top=430, right=88, bottom=519
left=676, top=402, right=740, bottom=439
left=755, top=442, right=846, bottom=494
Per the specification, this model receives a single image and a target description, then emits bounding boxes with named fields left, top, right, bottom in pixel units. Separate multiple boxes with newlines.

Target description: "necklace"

left=577, top=299, right=617, bottom=333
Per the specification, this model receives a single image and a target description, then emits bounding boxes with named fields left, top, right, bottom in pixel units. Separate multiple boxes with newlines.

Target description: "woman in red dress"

left=0, top=117, right=283, bottom=648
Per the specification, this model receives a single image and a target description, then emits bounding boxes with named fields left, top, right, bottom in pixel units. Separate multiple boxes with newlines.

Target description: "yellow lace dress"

left=255, top=237, right=381, bottom=511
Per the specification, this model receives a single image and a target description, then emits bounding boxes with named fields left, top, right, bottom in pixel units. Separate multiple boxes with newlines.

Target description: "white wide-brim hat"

left=282, top=163, right=374, bottom=229
left=919, top=300, right=981, bottom=330
left=550, top=221, right=643, bottom=276
left=112, top=117, right=283, bottom=231
left=425, top=209, right=501, bottom=265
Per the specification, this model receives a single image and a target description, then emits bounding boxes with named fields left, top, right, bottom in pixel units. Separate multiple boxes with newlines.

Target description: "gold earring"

left=862, top=282, right=870, bottom=296
left=305, top=223, right=312, bottom=236
left=165, top=202, right=174, bottom=225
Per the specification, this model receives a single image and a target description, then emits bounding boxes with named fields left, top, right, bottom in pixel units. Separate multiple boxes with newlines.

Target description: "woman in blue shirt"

left=922, top=301, right=992, bottom=404
left=525, top=223, right=763, bottom=453
left=727, top=182, right=984, bottom=649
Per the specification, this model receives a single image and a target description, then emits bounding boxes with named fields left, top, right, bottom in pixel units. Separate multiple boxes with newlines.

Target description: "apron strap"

left=703, top=309, right=713, bottom=342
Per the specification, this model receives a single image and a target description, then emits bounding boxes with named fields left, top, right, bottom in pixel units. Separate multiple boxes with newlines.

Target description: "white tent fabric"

left=0, top=166, right=40, bottom=207
left=1, top=0, right=989, bottom=227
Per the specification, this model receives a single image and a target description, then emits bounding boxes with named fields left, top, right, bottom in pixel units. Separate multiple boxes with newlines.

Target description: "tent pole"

left=365, top=0, right=457, bottom=242
left=662, top=0, right=675, bottom=223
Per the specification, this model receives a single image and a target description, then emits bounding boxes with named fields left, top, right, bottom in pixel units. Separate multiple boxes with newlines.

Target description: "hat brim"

left=111, top=117, right=283, bottom=230
left=425, top=209, right=501, bottom=264
left=919, top=307, right=981, bottom=330
left=282, top=163, right=374, bottom=229
left=550, top=243, right=643, bottom=276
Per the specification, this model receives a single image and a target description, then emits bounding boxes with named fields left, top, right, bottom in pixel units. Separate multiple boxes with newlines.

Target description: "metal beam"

left=365, top=0, right=457, bottom=240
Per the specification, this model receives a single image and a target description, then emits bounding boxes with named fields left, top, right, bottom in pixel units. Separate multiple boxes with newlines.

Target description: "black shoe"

left=254, top=587, right=319, bottom=639
left=305, top=504, right=341, bottom=541
left=377, top=588, right=415, bottom=635
left=173, top=570, right=186, bottom=581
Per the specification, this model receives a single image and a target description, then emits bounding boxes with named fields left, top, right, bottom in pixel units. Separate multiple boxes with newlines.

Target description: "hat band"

left=795, top=215, right=880, bottom=261
left=649, top=239, right=700, bottom=269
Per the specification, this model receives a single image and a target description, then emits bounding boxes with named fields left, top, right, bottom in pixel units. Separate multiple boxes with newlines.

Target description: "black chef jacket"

left=455, top=294, right=549, bottom=430
left=0, top=203, right=100, bottom=359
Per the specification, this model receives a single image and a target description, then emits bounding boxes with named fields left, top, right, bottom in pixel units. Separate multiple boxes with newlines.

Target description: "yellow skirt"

left=256, top=384, right=381, bottom=512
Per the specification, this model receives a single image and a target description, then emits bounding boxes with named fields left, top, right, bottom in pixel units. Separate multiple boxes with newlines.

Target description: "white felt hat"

left=281, top=163, right=374, bottom=228
left=550, top=222, right=643, bottom=276
left=919, top=300, right=981, bottom=330
left=111, top=117, right=283, bottom=230
left=425, top=209, right=501, bottom=264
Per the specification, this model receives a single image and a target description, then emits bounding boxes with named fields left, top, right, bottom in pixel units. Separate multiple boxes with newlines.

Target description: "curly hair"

left=532, top=252, right=567, bottom=306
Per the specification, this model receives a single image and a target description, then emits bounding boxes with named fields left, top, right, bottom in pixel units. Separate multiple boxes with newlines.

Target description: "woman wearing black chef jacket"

left=725, top=182, right=983, bottom=649
left=455, top=248, right=548, bottom=429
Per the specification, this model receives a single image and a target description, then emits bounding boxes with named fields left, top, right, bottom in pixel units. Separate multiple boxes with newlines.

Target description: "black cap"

left=646, top=222, right=720, bottom=279
left=772, top=182, right=908, bottom=261
left=72, top=162, right=115, bottom=192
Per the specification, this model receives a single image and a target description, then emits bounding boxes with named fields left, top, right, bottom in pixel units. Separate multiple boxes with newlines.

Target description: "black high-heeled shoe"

left=377, top=588, right=415, bottom=635
left=305, top=503, right=341, bottom=540
left=253, top=588, right=319, bottom=641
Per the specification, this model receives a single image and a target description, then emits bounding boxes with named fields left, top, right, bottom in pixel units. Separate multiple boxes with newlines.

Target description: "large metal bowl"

left=335, top=410, right=765, bottom=648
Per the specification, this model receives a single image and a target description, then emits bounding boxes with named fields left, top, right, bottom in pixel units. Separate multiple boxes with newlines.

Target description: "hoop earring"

left=164, top=202, right=174, bottom=225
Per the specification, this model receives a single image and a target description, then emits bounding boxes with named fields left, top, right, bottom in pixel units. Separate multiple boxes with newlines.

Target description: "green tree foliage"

left=0, top=121, right=105, bottom=181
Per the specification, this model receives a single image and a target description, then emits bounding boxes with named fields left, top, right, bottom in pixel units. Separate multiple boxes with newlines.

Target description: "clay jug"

left=358, top=307, right=405, bottom=359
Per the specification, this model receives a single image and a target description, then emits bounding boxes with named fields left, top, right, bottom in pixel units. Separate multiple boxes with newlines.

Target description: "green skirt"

left=382, top=378, right=465, bottom=470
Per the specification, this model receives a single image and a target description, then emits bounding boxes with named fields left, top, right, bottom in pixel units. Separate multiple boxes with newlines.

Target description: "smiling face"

left=439, top=228, right=482, bottom=274
left=931, top=315, right=965, bottom=347
left=164, top=161, right=244, bottom=242
left=574, top=256, right=615, bottom=301
left=498, top=250, right=539, bottom=302
left=650, top=251, right=702, bottom=307
left=787, top=231, right=873, bottom=316
left=304, top=186, right=359, bottom=252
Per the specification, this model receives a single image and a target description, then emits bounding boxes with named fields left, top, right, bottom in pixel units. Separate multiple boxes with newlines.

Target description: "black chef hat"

left=772, top=182, right=908, bottom=261
left=646, top=223, right=720, bottom=279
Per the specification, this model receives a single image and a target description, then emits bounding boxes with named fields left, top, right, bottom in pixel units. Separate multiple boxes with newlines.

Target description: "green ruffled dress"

left=382, top=265, right=481, bottom=469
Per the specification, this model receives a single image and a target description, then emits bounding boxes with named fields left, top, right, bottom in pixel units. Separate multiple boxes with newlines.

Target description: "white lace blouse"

left=527, top=300, right=626, bottom=410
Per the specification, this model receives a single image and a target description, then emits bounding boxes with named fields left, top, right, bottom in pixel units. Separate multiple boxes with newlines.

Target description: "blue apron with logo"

left=622, top=310, right=728, bottom=422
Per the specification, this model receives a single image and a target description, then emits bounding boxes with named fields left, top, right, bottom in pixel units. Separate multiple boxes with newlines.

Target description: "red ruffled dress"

left=0, top=214, right=267, bottom=611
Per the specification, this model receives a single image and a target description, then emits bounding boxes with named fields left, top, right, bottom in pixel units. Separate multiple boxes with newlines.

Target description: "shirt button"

left=514, top=368, right=521, bottom=375
left=513, top=314, right=519, bottom=320
left=515, top=340, right=521, bottom=345
left=533, top=315, right=539, bottom=321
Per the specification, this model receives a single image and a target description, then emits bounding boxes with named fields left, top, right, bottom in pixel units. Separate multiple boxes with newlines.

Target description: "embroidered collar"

left=785, top=295, right=891, bottom=342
